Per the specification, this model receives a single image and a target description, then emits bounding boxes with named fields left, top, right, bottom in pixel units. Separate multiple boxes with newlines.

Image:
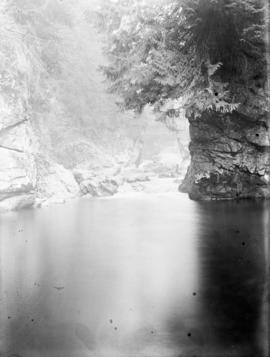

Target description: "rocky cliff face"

left=180, top=111, right=270, bottom=200
left=0, top=114, right=80, bottom=213
left=0, top=118, right=37, bottom=212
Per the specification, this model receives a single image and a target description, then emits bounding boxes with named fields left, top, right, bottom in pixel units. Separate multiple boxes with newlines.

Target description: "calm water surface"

left=0, top=194, right=269, bottom=357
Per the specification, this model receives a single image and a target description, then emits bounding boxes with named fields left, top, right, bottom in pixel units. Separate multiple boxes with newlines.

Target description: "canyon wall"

left=180, top=111, right=270, bottom=200
left=0, top=113, right=80, bottom=213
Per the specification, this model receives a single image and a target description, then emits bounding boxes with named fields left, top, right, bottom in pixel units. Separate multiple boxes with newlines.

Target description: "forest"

left=0, top=0, right=269, bottom=211
left=97, top=0, right=270, bottom=200
left=1, top=2, right=270, bottom=356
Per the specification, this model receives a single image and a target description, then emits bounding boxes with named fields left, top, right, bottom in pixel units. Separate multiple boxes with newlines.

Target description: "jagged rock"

left=35, top=155, right=80, bottom=206
left=79, top=177, right=118, bottom=196
left=0, top=100, right=83, bottom=212
left=0, top=194, right=35, bottom=212
left=0, top=120, right=38, bottom=152
left=0, top=149, right=36, bottom=201
left=99, top=180, right=119, bottom=195
left=0, top=112, right=80, bottom=211
left=73, top=166, right=121, bottom=197
left=180, top=112, right=270, bottom=200
left=0, top=118, right=37, bottom=212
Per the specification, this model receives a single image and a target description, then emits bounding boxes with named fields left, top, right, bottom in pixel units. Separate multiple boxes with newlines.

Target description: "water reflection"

left=196, top=200, right=267, bottom=357
left=0, top=195, right=269, bottom=357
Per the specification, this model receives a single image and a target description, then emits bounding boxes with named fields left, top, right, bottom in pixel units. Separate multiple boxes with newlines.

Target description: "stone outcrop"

left=73, top=169, right=120, bottom=197
left=0, top=118, right=37, bottom=213
left=180, top=111, right=270, bottom=200
left=0, top=113, right=80, bottom=213
left=35, top=155, right=80, bottom=207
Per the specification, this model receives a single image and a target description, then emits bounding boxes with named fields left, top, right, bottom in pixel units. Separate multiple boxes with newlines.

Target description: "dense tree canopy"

left=96, top=0, right=269, bottom=121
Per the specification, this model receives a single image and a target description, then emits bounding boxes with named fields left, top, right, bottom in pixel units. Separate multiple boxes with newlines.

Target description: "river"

left=0, top=193, right=269, bottom=357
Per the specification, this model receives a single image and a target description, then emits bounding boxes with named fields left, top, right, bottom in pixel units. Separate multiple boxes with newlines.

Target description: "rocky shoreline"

left=0, top=120, right=187, bottom=213
left=0, top=166, right=185, bottom=214
left=3, top=111, right=270, bottom=212
left=180, top=112, right=270, bottom=200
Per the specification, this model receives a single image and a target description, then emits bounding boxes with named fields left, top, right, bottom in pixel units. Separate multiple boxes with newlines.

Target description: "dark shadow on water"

left=2, top=197, right=269, bottom=357
left=168, top=200, right=268, bottom=357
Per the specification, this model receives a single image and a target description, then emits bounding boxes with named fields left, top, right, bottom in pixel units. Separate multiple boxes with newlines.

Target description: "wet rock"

left=0, top=90, right=84, bottom=212
left=35, top=155, right=80, bottom=207
left=99, top=180, right=119, bottom=195
left=0, top=194, right=36, bottom=212
left=0, top=119, right=37, bottom=212
left=180, top=112, right=270, bottom=200
left=73, top=166, right=121, bottom=197
left=76, top=175, right=119, bottom=197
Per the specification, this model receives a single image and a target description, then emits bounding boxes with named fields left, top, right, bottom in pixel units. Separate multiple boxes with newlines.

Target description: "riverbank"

left=0, top=151, right=189, bottom=214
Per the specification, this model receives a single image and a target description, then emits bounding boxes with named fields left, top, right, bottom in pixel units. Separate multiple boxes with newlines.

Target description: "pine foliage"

left=96, top=0, right=269, bottom=120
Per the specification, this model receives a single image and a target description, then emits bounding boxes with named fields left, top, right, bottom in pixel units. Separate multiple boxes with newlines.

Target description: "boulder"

left=180, top=112, right=270, bottom=200
left=78, top=177, right=119, bottom=197
left=0, top=119, right=37, bottom=212
left=35, top=155, right=80, bottom=206
left=73, top=166, right=120, bottom=197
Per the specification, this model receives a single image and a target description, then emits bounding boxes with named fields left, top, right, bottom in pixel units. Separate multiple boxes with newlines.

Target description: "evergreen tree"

left=96, top=0, right=269, bottom=121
